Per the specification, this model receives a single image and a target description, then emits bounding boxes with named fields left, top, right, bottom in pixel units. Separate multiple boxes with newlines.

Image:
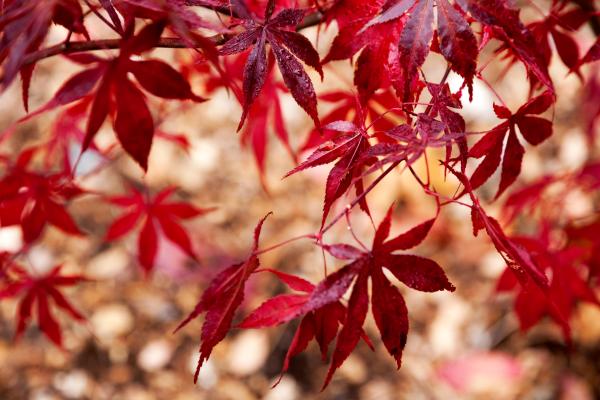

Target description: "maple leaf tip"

left=320, top=370, right=335, bottom=392
left=192, top=94, right=208, bottom=103
left=172, top=316, right=192, bottom=334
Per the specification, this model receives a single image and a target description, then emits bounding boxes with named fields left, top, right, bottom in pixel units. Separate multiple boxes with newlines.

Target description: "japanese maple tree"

left=1, top=0, right=600, bottom=392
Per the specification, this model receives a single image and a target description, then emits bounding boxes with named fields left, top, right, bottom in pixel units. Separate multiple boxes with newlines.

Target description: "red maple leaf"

left=0, top=148, right=84, bottom=243
left=322, top=0, right=403, bottom=101
left=238, top=268, right=374, bottom=385
left=272, top=205, right=452, bottom=388
left=0, top=264, right=88, bottom=347
left=105, top=186, right=213, bottom=274
left=527, top=2, right=589, bottom=75
left=21, top=22, right=207, bottom=170
left=174, top=213, right=271, bottom=382
left=497, top=237, right=599, bottom=339
left=320, top=206, right=451, bottom=387
left=358, top=106, right=467, bottom=176
left=218, top=0, right=322, bottom=128
left=96, top=0, right=126, bottom=33
left=459, top=0, right=554, bottom=93
left=468, top=91, right=555, bottom=198
left=327, top=0, right=478, bottom=101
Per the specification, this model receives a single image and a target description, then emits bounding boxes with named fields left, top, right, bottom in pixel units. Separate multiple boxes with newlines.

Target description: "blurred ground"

left=1, top=14, right=600, bottom=400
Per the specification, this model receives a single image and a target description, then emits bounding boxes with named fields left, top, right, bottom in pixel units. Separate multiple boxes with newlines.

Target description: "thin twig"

left=82, top=0, right=121, bottom=35
left=253, top=234, right=315, bottom=257
left=345, top=211, right=369, bottom=251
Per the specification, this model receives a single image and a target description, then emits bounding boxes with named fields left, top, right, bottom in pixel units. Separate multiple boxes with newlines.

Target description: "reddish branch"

left=21, top=11, right=323, bottom=67
left=22, top=37, right=217, bottom=66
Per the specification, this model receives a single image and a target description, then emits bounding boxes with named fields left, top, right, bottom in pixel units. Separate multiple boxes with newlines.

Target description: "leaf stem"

left=82, top=0, right=121, bottom=35
left=253, top=234, right=316, bottom=257
left=345, top=212, right=369, bottom=251
left=476, top=72, right=508, bottom=108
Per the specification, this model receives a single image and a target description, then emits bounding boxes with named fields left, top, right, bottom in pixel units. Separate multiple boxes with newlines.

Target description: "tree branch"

left=22, top=37, right=222, bottom=66
left=21, top=11, right=324, bottom=67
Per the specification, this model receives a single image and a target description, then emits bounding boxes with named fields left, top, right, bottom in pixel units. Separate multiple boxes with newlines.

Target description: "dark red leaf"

left=551, top=29, right=579, bottom=70
left=371, top=267, right=408, bottom=368
left=113, top=78, right=155, bottom=170
left=496, top=128, right=524, bottom=198
left=515, top=116, right=552, bottom=145
left=99, top=0, right=124, bottom=33
left=436, top=0, right=478, bottom=93
left=262, top=268, right=315, bottom=293
left=271, top=30, right=323, bottom=78
left=44, top=200, right=83, bottom=236
left=397, top=0, right=434, bottom=100
left=129, top=60, right=205, bottom=101
left=218, top=5, right=321, bottom=129
left=468, top=128, right=504, bottom=191
left=385, top=254, right=455, bottom=292
left=458, top=0, right=554, bottom=91
left=323, top=269, right=369, bottom=388
left=156, top=215, right=196, bottom=258
left=581, top=37, right=600, bottom=65
left=239, top=31, right=268, bottom=129
left=277, top=315, right=315, bottom=384
left=238, top=294, right=307, bottom=328
left=380, top=217, right=436, bottom=253
left=20, top=67, right=104, bottom=121
left=270, top=41, right=319, bottom=126
left=125, top=21, right=165, bottom=54
left=515, top=91, right=554, bottom=115
left=176, top=214, right=270, bottom=382
left=138, top=218, right=158, bottom=273
left=300, top=260, right=362, bottom=313
left=219, top=28, right=261, bottom=55
left=361, top=0, right=416, bottom=30
left=84, top=72, right=113, bottom=150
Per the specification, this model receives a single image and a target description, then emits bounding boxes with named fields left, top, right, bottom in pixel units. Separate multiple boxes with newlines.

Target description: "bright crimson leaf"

left=0, top=265, right=87, bottom=347
left=105, top=186, right=213, bottom=274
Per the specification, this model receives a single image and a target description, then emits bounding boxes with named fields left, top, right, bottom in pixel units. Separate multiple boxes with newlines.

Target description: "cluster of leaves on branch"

left=1, top=0, right=600, bottom=389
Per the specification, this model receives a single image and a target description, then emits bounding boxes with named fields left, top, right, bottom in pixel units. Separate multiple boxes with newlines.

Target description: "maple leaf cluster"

left=1, top=0, right=600, bottom=390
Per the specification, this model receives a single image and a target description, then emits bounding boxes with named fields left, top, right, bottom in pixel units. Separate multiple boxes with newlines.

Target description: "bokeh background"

left=1, top=5, right=600, bottom=400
